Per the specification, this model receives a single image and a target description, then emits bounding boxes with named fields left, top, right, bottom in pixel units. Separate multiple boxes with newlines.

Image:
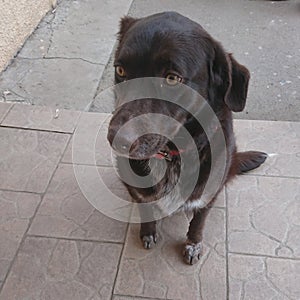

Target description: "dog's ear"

left=118, top=16, right=139, bottom=41
left=209, top=44, right=250, bottom=112
left=225, top=54, right=250, bottom=112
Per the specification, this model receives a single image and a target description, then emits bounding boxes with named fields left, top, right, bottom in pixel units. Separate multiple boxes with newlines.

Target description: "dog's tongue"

left=154, top=152, right=166, bottom=160
left=153, top=150, right=183, bottom=161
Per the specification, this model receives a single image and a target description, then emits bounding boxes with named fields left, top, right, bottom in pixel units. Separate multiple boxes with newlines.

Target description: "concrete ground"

left=0, top=1, right=299, bottom=299
left=0, top=102, right=299, bottom=300
left=0, top=0, right=299, bottom=121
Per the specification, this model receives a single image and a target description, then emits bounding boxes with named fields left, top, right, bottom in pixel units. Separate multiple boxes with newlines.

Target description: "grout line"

left=70, top=111, right=83, bottom=134
left=0, top=185, right=48, bottom=293
left=237, top=173, right=300, bottom=180
left=113, top=294, right=173, bottom=300
left=225, top=186, right=229, bottom=300
left=60, top=161, right=115, bottom=168
left=26, top=234, right=125, bottom=245
left=87, top=0, right=137, bottom=113
left=45, top=2, right=56, bottom=57
left=0, top=132, right=71, bottom=294
left=0, top=196, right=45, bottom=294
left=0, top=124, right=74, bottom=135
left=59, top=133, right=73, bottom=164
left=0, top=103, right=14, bottom=124
left=0, top=188, right=43, bottom=196
left=229, top=251, right=300, bottom=261
left=210, top=205, right=226, bottom=210
left=233, top=118, right=300, bottom=124
left=111, top=222, right=130, bottom=300
left=89, top=59, right=113, bottom=112
left=18, top=56, right=106, bottom=66
left=44, top=131, right=71, bottom=187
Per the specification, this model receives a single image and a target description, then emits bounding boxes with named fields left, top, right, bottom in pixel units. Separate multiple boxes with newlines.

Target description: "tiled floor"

left=0, top=102, right=299, bottom=300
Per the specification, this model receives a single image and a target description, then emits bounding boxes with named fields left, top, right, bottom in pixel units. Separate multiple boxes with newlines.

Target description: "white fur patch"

left=182, top=198, right=208, bottom=211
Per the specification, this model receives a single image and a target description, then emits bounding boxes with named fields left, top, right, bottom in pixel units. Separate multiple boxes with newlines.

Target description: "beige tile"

left=234, top=120, right=300, bottom=178
left=227, top=175, right=300, bottom=258
left=0, top=127, right=69, bottom=193
left=0, top=191, right=40, bottom=288
left=0, top=237, right=122, bottom=300
left=2, top=104, right=81, bottom=133
left=229, top=254, right=300, bottom=300
left=62, top=112, right=114, bottom=166
left=115, top=208, right=226, bottom=300
left=29, top=163, right=128, bottom=242
left=266, top=257, right=300, bottom=299
left=0, top=102, right=12, bottom=123
left=214, top=188, right=225, bottom=208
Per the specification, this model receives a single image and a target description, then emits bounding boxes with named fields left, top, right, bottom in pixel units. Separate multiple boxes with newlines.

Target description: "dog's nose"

left=107, top=128, right=135, bottom=154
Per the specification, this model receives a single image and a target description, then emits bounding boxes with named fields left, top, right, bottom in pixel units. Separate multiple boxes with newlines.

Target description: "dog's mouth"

left=110, top=134, right=171, bottom=160
left=107, top=101, right=188, bottom=161
left=113, top=146, right=182, bottom=162
left=110, top=132, right=186, bottom=163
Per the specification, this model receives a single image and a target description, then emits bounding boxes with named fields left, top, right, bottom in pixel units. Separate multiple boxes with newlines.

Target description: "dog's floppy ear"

left=118, top=16, right=139, bottom=41
left=209, top=43, right=250, bottom=112
left=225, top=54, right=250, bottom=112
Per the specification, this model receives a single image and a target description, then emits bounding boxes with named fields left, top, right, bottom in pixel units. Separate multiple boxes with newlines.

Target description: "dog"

left=107, top=12, right=267, bottom=265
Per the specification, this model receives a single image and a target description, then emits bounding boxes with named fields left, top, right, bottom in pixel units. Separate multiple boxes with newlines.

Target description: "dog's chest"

left=149, top=159, right=207, bottom=213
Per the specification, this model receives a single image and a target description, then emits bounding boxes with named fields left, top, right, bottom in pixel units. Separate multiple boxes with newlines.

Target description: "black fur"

left=107, top=12, right=267, bottom=264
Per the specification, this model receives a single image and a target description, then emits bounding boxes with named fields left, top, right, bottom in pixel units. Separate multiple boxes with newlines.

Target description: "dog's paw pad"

left=142, top=234, right=157, bottom=249
left=183, top=241, right=202, bottom=265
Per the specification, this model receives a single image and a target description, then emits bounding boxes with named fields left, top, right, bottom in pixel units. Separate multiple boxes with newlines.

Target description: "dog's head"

left=107, top=12, right=250, bottom=159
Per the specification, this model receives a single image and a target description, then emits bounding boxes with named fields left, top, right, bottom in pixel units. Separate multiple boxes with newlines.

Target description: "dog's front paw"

left=141, top=234, right=157, bottom=249
left=183, top=240, right=203, bottom=265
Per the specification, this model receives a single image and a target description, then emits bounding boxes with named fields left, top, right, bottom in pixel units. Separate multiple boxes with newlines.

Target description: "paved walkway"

left=0, top=0, right=299, bottom=299
left=0, top=102, right=299, bottom=299
left=0, top=0, right=299, bottom=121
left=0, top=0, right=132, bottom=112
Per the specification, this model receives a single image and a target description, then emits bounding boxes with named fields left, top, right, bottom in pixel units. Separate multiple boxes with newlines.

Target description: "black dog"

left=107, top=12, right=267, bottom=265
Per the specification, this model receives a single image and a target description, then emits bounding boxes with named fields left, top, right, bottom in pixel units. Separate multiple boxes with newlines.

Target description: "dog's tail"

left=235, top=151, right=268, bottom=174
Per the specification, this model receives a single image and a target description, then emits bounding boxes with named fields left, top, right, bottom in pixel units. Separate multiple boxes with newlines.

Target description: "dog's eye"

left=165, top=73, right=182, bottom=86
left=116, top=66, right=126, bottom=78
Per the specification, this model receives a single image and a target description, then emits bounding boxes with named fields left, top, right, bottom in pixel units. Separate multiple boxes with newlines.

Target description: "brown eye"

left=116, top=66, right=126, bottom=77
left=165, top=73, right=182, bottom=85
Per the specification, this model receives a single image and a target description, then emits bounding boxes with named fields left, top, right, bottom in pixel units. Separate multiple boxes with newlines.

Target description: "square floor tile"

left=0, top=191, right=40, bottom=288
left=227, top=175, right=300, bottom=258
left=62, top=112, right=113, bottom=166
left=115, top=209, right=226, bottom=300
left=0, top=127, right=69, bottom=193
left=2, top=104, right=81, bottom=133
left=0, top=237, right=122, bottom=300
left=234, top=120, right=300, bottom=178
left=29, top=164, right=128, bottom=242
left=228, top=254, right=300, bottom=300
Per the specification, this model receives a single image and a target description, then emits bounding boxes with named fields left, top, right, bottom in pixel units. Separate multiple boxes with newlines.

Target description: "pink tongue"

left=153, top=150, right=182, bottom=160
left=153, top=153, right=165, bottom=160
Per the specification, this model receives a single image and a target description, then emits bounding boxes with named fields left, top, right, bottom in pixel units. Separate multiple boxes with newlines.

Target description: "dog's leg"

left=138, top=205, right=157, bottom=249
left=183, top=206, right=211, bottom=265
left=236, top=151, right=267, bottom=174
left=140, top=221, right=157, bottom=249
